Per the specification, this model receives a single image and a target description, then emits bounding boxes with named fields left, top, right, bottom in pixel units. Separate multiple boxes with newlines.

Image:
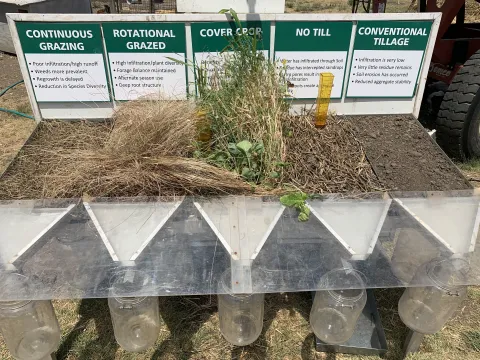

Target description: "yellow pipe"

left=315, top=73, right=334, bottom=128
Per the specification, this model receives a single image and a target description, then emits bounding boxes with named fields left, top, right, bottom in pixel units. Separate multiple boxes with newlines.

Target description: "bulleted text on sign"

left=102, top=23, right=187, bottom=101
left=274, top=21, right=353, bottom=99
left=16, top=23, right=110, bottom=102
left=347, top=21, right=432, bottom=98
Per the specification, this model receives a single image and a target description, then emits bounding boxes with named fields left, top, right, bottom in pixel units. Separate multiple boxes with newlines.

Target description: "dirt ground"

left=0, top=54, right=36, bottom=174
left=350, top=115, right=472, bottom=191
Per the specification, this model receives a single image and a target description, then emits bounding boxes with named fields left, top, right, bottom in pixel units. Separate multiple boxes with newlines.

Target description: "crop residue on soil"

left=283, top=115, right=383, bottom=193
left=349, top=115, right=471, bottom=191
left=0, top=116, right=383, bottom=199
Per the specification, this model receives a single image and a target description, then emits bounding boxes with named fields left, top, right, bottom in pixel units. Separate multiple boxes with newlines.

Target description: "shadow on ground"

left=56, top=299, right=118, bottom=360
left=50, top=289, right=412, bottom=360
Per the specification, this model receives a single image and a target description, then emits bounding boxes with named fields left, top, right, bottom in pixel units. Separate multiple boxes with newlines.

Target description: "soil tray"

left=0, top=115, right=472, bottom=199
left=349, top=114, right=471, bottom=191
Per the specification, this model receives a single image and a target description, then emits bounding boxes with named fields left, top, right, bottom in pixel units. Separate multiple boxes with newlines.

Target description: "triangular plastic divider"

left=395, top=196, right=480, bottom=254
left=84, top=200, right=182, bottom=261
left=17, top=202, right=121, bottom=297
left=308, top=198, right=392, bottom=260
left=0, top=201, right=75, bottom=265
left=194, top=197, right=285, bottom=260
left=132, top=198, right=233, bottom=295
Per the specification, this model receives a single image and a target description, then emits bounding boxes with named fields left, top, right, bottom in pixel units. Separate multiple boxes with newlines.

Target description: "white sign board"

left=274, top=21, right=353, bottom=99
left=6, top=13, right=441, bottom=122
left=346, top=20, right=431, bottom=98
left=16, top=22, right=110, bottom=102
left=102, top=22, right=187, bottom=100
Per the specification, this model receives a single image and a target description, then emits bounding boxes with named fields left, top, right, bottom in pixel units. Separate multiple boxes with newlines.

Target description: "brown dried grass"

left=105, top=100, right=197, bottom=157
left=0, top=101, right=251, bottom=199
left=282, top=114, right=384, bottom=193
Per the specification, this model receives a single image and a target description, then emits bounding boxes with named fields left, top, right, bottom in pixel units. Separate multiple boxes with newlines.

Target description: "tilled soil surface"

left=349, top=114, right=471, bottom=191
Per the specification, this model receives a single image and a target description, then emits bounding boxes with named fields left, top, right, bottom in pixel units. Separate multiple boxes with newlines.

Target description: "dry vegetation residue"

left=0, top=106, right=383, bottom=199
left=0, top=17, right=383, bottom=200
left=283, top=114, right=383, bottom=193
left=0, top=101, right=251, bottom=199
left=466, top=0, right=480, bottom=23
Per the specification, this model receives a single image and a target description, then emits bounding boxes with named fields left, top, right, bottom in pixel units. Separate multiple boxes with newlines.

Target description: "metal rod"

left=403, top=330, right=425, bottom=357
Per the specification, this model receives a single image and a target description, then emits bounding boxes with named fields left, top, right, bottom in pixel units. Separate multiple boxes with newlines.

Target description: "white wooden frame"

left=7, top=12, right=442, bottom=122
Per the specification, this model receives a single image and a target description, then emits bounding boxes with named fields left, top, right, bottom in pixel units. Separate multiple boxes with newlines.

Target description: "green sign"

left=273, top=21, right=353, bottom=100
left=274, top=21, right=352, bottom=52
left=102, top=22, right=186, bottom=53
left=346, top=20, right=433, bottom=98
left=16, top=22, right=110, bottom=103
left=16, top=22, right=104, bottom=54
left=102, top=22, right=188, bottom=101
left=191, top=21, right=271, bottom=53
left=353, top=20, right=432, bottom=51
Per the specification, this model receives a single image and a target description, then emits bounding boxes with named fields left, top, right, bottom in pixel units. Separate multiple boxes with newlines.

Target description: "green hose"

left=0, top=80, right=24, bottom=97
left=0, top=80, right=34, bottom=120
left=0, top=107, right=34, bottom=120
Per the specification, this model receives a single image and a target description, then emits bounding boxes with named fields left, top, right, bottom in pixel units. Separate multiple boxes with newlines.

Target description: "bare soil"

left=349, top=114, right=472, bottom=191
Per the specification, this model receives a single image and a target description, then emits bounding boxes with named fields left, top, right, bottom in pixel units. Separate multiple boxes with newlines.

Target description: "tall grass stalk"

left=197, top=9, right=290, bottom=184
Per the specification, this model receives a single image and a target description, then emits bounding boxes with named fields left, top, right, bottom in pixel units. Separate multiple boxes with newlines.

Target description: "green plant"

left=169, top=9, right=289, bottom=186
left=206, top=140, right=265, bottom=183
left=197, top=9, right=288, bottom=185
left=229, top=140, right=265, bottom=182
left=280, top=192, right=310, bottom=222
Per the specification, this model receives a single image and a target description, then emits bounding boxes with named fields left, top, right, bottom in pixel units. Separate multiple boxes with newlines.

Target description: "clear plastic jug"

left=0, top=273, right=60, bottom=360
left=218, top=270, right=264, bottom=346
left=310, top=268, right=367, bottom=344
left=398, top=257, right=468, bottom=334
left=108, top=270, right=161, bottom=352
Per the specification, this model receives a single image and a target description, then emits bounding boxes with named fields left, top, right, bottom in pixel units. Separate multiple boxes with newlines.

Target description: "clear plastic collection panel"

left=1, top=191, right=480, bottom=300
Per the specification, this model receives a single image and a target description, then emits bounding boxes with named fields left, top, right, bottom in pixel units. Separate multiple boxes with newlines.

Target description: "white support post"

left=228, top=197, right=253, bottom=294
left=110, top=0, right=118, bottom=13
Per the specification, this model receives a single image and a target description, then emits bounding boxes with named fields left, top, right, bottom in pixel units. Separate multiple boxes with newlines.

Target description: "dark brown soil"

left=349, top=114, right=471, bottom=191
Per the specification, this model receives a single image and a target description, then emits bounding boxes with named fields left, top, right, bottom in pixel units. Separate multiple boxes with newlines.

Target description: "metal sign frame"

left=7, top=12, right=441, bottom=122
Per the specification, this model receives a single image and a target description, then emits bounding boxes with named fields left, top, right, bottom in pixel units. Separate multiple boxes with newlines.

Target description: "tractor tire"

left=419, top=80, right=448, bottom=129
left=436, top=51, right=480, bottom=161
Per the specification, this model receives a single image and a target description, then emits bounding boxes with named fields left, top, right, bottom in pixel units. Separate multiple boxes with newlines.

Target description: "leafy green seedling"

left=280, top=192, right=310, bottom=222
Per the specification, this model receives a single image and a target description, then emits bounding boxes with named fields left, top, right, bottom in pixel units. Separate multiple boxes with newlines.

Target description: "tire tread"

left=436, top=52, right=480, bottom=160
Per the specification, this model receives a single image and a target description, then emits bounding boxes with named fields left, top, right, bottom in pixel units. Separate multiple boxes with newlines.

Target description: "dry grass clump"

left=0, top=101, right=251, bottom=199
left=282, top=114, right=384, bottom=193
left=105, top=100, right=197, bottom=157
